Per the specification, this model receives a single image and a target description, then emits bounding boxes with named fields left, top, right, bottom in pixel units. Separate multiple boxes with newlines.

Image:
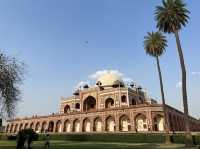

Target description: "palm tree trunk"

left=156, top=56, right=169, bottom=133
left=174, top=31, right=190, bottom=133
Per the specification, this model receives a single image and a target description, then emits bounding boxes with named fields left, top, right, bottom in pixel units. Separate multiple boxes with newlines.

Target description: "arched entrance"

left=30, top=123, right=34, bottom=130
left=83, top=96, right=96, bottom=112
left=106, top=116, right=115, bottom=132
left=35, top=122, right=40, bottom=133
left=82, top=118, right=91, bottom=132
left=48, top=121, right=54, bottom=132
left=119, top=115, right=130, bottom=131
left=19, top=124, right=23, bottom=131
left=135, top=114, right=148, bottom=131
left=6, top=125, right=10, bottom=133
left=105, top=98, right=114, bottom=108
left=73, top=119, right=80, bottom=132
left=94, top=117, right=102, bottom=132
left=41, top=122, right=47, bottom=133
left=55, top=120, right=62, bottom=133
left=14, top=124, right=18, bottom=133
left=63, top=120, right=71, bottom=132
left=24, top=123, right=29, bottom=129
left=10, top=124, right=14, bottom=133
left=153, top=115, right=164, bottom=131
left=64, top=105, right=70, bottom=113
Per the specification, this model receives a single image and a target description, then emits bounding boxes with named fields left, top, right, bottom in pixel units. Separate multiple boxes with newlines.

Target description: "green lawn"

left=0, top=140, right=198, bottom=149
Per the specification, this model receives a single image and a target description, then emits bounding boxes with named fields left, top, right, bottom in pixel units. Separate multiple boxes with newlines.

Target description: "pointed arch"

left=82, top=118, right=91, bottom=132
left=19, top=123, right=23, bottom=131
left=106, top=116, right=115, bottom=132
left=73, top=119, right=80, bottom=132
left=119, top=115, right=130, bottom=131
left=30, top=122, right=34, bottom=130
left=63, top=119, right=71, bottom=132
left=105, top=98, right=114, bottom=108
left=6, top=124, right=10, bottom=133
left=93, top=117, right=102, bottom=132
left=153, top=114, right=164, bottom=131
left=41, top=121, right=47, bottom=133
left=10, top=124, right=14, bottom=133
left=64, top=105, right=70, bottom=113
left=14, top=124, right=18, bottom=133
left=48, top=121, right=54, bottom=132
left=35, top=122, right=40, bottom=133
left=55, top=120, right=62, bottom=133
left=135, top=113, right=148, bottom=131
left=24, top=123, right=29, bottom=129
left=83, top=96, right=96, bottom=112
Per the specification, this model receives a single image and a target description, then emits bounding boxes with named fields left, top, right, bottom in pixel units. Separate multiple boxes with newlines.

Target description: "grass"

left=0, top=140, right=199, bottom=149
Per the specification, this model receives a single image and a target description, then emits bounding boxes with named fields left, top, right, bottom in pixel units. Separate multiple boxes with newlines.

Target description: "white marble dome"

left=96, top=71, right=124, bottom=86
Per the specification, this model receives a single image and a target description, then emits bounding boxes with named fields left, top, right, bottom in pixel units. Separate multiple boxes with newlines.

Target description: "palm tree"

left=155, top=0, right=190, bottom=134
left=144, top=31, right=169, bottom=133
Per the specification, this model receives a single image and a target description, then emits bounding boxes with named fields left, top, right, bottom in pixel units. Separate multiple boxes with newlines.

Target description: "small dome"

left=96, top=71, right=124, bottom=86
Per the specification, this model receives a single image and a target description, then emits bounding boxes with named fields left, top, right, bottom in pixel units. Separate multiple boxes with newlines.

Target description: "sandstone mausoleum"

left=6, top=71, right=200, bottom=133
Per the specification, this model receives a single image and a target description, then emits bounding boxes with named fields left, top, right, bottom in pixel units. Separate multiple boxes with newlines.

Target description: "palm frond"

left=143, top=31, right=167, bottom=57
left=155, top=0, right=190, bottom=33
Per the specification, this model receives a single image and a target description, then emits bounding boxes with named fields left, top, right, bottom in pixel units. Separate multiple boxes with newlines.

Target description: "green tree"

left=155, top=0, right=190, bottom=134
left=144, top=31, right=169, bottom=133
left=0, top=51, right=25, bottom=118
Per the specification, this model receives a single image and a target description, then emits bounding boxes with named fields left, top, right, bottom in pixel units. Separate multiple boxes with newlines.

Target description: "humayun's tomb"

left=5, top=71, right=200, bottom=134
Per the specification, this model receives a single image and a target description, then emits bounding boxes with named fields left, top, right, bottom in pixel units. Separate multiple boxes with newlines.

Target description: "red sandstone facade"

left=5, top=72, right=200, bottom=134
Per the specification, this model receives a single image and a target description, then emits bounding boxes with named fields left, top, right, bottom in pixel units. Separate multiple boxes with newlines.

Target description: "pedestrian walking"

left=43, top=134, right=50, bottom=149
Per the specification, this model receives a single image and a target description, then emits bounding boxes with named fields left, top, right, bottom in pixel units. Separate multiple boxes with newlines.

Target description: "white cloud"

left=89, top=69, right=123, bottom=80
left=176, top=81, right=182, bottom=88
left=191, top=71, right=200, bottom=76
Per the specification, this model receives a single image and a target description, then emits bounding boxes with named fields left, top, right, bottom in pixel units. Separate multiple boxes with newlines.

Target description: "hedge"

left=193, top=135, right=200, bottom=145
left=38, top=133, right=200, bottom=144
left=0, top=133, right=8, bottom=140
left=39, top=133, right=166, bottom=143
left=170, top=134, right=200, bottom=145
left=1, top=133, right=200, bottom=145
left=0, top=133, right=17, bottom=140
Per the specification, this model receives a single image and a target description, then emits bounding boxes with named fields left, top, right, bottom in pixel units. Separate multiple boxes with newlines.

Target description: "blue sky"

left=1, top=0, right=200, bottom=118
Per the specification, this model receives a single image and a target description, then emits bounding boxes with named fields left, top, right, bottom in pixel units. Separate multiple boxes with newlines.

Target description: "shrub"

left=0, top=133, right=7, bottom=140
left=7, top=135, right=17, bottom=140
left=193, top=135, right=200, bottom=145
left=170, top=134, right=200, bottom=145
left=38, top=133, right=166, bottom=143
left=2, top=132, right=200, bottom=144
